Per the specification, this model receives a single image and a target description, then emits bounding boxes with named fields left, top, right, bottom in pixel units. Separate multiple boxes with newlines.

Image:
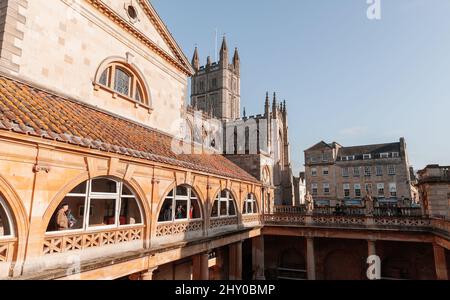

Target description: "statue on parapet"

left=305, top=191, right=315, bottom=215
left=363, top=193, right=374, bottom=216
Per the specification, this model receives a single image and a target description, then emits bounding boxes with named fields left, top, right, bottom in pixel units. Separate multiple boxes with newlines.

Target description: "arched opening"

left=96, top=60, right=149, bottom=106
left=158, top=185, right=202, bottom=223
left=0, top=195, right=14, bottom=238
left=211, top=190, right=237, bottom=218
left=46, top=178, right=144, bottom=233
left=277, top=248, right=307, bottom=280
left=243, top=193, right=258, bottom=215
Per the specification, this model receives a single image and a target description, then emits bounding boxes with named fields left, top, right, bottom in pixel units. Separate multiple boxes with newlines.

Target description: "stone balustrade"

left=0, top=238, right=16, bottom=262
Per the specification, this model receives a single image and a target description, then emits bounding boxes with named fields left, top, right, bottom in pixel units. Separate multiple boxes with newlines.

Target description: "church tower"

left=190, top=37, right=241, bottom=121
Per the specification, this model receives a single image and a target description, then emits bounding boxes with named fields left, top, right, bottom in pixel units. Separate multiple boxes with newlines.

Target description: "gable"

left=305, top=141, right=332, bottom=152
left=86, top=0, right=193, bottom=75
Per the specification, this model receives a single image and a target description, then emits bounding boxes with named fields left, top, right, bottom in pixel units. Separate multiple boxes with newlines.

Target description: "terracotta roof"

left=0, top=74, right=258, bottom=183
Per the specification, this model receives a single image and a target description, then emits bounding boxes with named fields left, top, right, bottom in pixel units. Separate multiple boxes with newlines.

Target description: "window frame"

left=157, top=186, right=203, bottom=224
left=0, top=196, right=14, bottom=239
left=46, top=178, right=144, bottom=235
left=96, top=62, right=149, bottom=106
left=243, top=193, right=258, bottom=215
left=211, top=190, right=237, bottom=219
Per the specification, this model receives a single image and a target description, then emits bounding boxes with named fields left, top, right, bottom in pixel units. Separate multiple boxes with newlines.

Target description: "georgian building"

left=304, top=138, right=414, bottom=207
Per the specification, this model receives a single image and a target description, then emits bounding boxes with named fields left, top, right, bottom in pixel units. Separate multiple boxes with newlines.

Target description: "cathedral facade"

left=190, top=39, right=295, bottom=207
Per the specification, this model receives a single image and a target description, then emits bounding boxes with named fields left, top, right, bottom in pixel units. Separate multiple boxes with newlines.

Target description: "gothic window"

left=243, top=194, right=258, bottom=215
left=0, top=196, right=13, bottom=237
left=46, top=178, right=143, bottom=233
left=97, top=62, right=149, bottom=105
left=158, top=186, right=202, bottom=222
left=245, top=127, right=250, bottom=154
left=211, top=190, right=237, bottom=218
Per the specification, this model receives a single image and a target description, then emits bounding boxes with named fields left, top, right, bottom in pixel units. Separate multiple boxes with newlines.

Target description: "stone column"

left=306, top=237, right=316, bottom=280
left=193, top=253, right=210, bottom=280
left=229, top=242, right=243, bottom=280
left=433, top=244, right=448, bottom=280
left=141, top=267, right=158, bottom=280
left=252, top=235, right=265, bottom=280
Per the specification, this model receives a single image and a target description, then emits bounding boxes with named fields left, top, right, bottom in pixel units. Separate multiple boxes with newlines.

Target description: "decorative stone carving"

left=305, top=192, right=314, bottom=215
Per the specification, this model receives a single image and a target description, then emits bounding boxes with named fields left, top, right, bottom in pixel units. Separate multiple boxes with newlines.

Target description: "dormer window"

left=363, top=154, right=371, bottom=160
left=380, top=153, right=389, bottom=159
left=96, top=62, right=149, bottom=106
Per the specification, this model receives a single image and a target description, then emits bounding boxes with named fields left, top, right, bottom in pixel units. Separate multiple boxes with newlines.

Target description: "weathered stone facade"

left=305, top=138, right=414, bottom=207
left=418, top=165, right=450, bottom=220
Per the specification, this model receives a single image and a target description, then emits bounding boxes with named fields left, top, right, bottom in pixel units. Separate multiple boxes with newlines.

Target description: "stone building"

left=417, top=165, right=450, bottom=220
left=190, top=42, right=295, bottom=206
left=0, top=0, right=448, bottom=281
left=304, top=138, right=414, bottom=207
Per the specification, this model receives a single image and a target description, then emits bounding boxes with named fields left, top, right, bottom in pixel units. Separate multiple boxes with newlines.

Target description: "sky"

left=151, top=0, right=450, bottom=174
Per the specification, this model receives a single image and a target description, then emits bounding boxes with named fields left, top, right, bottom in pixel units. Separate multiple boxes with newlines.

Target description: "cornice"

left=85, top=0, right=194, bottom=76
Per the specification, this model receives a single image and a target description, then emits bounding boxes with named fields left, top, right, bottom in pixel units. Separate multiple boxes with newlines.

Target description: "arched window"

left=0, top=196, right=13, bottom=238
left=243, top=193, right=258, bottom=215
left=211, top=190, right=237, bottom=218
left=46, top=178, right=143, bottom=233
left=97, top=62, right=148, bottom=105
left=158, top=186, right=202, bottom=222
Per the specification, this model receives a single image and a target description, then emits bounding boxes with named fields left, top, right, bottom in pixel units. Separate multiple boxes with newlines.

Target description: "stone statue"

left=305, top=192, right=314, bottom=214
left=363, top=193, right=374, bottom=215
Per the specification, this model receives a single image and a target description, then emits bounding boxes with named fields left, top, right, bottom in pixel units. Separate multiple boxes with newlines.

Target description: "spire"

left=233, top=47, right=240, bottom=74
left=243, top=107, right=246, bottom=118
left=206, top=56, right=212, bottom=68
left=283, top=100, right=287, bottom=114
left=272, top=92, right=278, bottom=119
left=192, top=46, right=199, bottom=72
left=264, top=92, right=270, bottom=117
left=219, top=36, right=229, bottom=68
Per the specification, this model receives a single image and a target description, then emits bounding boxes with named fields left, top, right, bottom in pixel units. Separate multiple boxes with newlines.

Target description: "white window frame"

left=323, top=183, right=330, bottom=195
left=392, top=152, right=400, bottom=158
left=311, top=168, right=318, bottom=177
left=353, top=167, right=361, bottom=177
left=389, top=183, right=397, bottom=198
left=342, top=167, right=349, bottom=177
left=158, top=186, right=203, bottom=224
left=343, top=184, right=351, bottom=198
left=377, top=183, right=385, bottom=197
left=46, top=178, right=144, bottom=235
left=0, top=196, right=14, bottom=239
left=364, top=166, right=372, bottom=177
left=354, top=184, right=362, bottom=198
left=380, top=153, right=389, bottom=159
left=388, top=165, right=396, bottom=175
left=363, top=154, right=372, bottom=160
left=311, top=184, right=318, bottom=196
left=376, top=165, right=383, bottom=176
left=211, top=190, right=237, bottom=219
left=243, top=194, right=258, bottom=215
left=323, top=167, right=329, bottom=176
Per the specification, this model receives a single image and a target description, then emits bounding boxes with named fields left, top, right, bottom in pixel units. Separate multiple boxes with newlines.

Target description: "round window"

left=127, top=5, right=138, bottom=21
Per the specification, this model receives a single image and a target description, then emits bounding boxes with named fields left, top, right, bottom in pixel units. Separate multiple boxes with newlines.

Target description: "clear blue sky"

left=151, top=0, right=450, bottom=174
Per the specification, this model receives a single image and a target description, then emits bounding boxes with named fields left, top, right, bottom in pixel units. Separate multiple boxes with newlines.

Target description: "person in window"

left=67, top=208, right=77, bottom=229
left=164, top=205, right=173, bottom=222
left=56, top=203, right=69, bottom=231
left=176, top=205, right=185, bottom=219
